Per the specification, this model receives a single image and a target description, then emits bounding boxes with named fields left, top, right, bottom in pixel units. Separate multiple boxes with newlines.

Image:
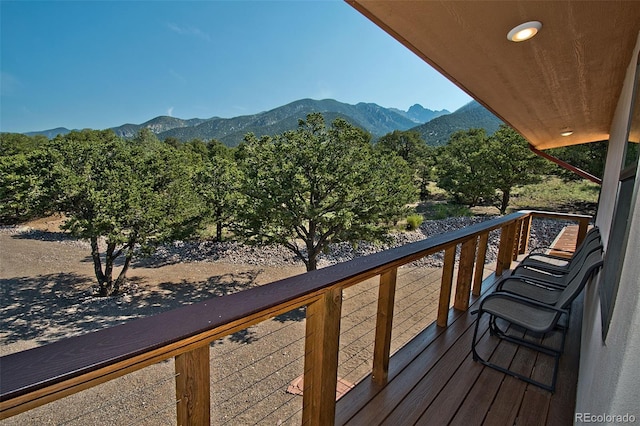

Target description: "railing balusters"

left=576, top=217, right=590, bottom=247
left=454, top=237, right=478, bottom=311
left=473, top=232, right=489, bottom=296
left=175, top=345, right=210, bottom=426
left=302, top=288, right=342, bottom=425
left=496, top=222, right=517, bottom=275
left=372, top=268, right=398, bottom=386
left=519, top=216, right=532, bottom=255
left=437, top=245, right=457, bottom=327
left=512, top=219, right=523, bottom=261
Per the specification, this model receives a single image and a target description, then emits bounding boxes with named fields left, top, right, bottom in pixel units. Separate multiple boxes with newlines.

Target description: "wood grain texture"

left=437, top=245, right=457, bottom=327
left=454, top=237, right=477, bottom=311
left=496, top=222, right=516, bottom=276
left=303, top=288, right=343, bottom=426
left=372, top=268, right=397, bottom=386
left=473, top=232, right=489, bottom=296
left=519, top=216, right=533, bottom=255
left=175, top=345, right=210, bottom=426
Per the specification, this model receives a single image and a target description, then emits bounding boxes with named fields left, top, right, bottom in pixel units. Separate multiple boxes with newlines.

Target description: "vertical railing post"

left=437, top=245, right=457, bottom=327
left=496, top=222, right=517, bottom=276
left=454, top=237, right=478, bottom=311
left=372, top=268, right=398, bottom=386
left=576, top=217, right=590, bottom=248
left=302, top=288, right=342, bottom=426
left=175, top=345, right=210, bottom=426
left=519, top=215, right=532, bottom=255
left=512, top=219, right=523, bottom=261
left=472, top=232, right=489, bottom=296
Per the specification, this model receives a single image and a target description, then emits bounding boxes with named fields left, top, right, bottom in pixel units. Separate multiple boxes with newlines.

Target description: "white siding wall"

left=576, top=32, right=640, bottom=422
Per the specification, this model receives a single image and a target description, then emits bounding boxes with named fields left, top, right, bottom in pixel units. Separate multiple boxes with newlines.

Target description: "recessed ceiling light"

left=561, top=130, right=574, bottom=137
left=507, top=21, right=542, bottom=42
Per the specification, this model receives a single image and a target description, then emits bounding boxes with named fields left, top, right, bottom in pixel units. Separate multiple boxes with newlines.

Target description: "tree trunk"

left=216, top=222, right=223, bottom=242
left=90, top=237, right=110, bottom=297
left=500, top=188, right=511, bottom=215
left=104, top=242, right=116, bottom=286
left=90, top=238, right=130, bottom=297
left=307, top=248, right=318, bottom=271
left=113, top=245, right=134, bottom=295
left=306, top=221, right=318, bottom=272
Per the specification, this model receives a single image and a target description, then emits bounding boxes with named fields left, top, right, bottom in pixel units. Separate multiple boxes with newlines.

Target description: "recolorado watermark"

left=575, top=412, right=636, bottom=423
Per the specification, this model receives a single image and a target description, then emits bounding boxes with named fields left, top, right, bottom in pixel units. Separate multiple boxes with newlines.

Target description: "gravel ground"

left=0, top=216, right=570, bottom=425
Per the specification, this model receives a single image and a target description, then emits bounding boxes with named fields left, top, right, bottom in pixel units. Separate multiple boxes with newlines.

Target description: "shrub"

left=406, top=214, right=424, bottom=230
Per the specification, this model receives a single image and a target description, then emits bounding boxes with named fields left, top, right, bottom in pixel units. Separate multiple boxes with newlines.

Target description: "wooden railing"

left=0, top=211, right=590, bottom=425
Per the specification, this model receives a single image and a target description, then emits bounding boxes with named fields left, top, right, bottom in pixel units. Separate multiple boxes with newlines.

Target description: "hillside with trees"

left=23, top=99, right=505, bottom=149
left=412, top=100, right=503, bottom=146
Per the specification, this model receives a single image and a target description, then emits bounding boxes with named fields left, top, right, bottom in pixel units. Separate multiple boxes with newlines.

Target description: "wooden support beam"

left=519, top=216, right=532, bottom=255
left=496, top=222, right=516, bottom=276
left=175, top=345, right=210, bottom=426
left=513, top=220, right=523, bottom=261
left=437, top=246, right=457, bottom=327
left=454, top=237, right=478, bottom=311
left=473, top=232, right=489, bottom=296
left=302, top=288, right=342, bottom=425
left=576, top=218, right=590, bottom=248
left=372, top=268, right=398, bottom=386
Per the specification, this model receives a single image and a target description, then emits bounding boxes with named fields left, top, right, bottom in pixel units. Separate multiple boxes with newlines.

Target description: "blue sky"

left=0, top=0, right=471, bottom=134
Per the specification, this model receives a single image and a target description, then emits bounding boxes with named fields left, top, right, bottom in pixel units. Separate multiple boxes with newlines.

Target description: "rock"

left=1, top=216, right=573, bottom=270
left=140, top=216, right=572, bottom=269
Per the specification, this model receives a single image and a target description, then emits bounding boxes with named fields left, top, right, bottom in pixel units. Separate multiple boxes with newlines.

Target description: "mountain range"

left=24, top=98, right=502, bottom=147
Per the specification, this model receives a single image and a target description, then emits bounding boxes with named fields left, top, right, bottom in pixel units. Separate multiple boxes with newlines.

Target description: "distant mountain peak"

left=389, top=104, right=450, bottom=124
left=411, top=100, right=503, bottom=146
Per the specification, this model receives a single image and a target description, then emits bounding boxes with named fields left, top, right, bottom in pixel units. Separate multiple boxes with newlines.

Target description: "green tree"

left=376, top=130, right=435, bottom=200
left=436, top=128, right=494, bottom=206
left=237, top=113, right=417, bottom=271
left=163, top=136, right=182, bottom=149
left=183, top=138, right=209, bottom=158
left=376, top=130, right=426, bottom=168
left=195, top=154, right=241, bottom=241
left=0, top=150, right=55, bottom=223
left=0, top=134, right=57, bottom=223
left=0, top=132, right=48, bottom=155
left=487, top=125, right=548, bottom=213
left=50, top=129, right=204, bottom=296
left=547, top=141, right=608, bottom=180
left=207, top=139, right=233, bottom=160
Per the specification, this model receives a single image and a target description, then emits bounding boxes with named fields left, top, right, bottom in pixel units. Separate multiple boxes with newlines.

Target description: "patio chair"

left=471, top=249, right=604, bottom=392
left=510, top=235, right=602, bottom=289
left=499, top=248, right=604, bottom=302
left=516, top=226, right=600, bottom=276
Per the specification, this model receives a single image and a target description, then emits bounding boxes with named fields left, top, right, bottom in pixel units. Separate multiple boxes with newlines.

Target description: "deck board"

left=449, top=331, right=523, bottom=426
left=336, top=268, right=582, bottom=426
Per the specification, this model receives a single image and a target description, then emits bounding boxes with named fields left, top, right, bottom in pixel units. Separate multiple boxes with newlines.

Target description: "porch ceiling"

left=347, top=1, right=640, bottom=149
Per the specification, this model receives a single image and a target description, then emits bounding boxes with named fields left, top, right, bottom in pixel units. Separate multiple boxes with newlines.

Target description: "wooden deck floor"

left=335, top=270, right=582, bottom=426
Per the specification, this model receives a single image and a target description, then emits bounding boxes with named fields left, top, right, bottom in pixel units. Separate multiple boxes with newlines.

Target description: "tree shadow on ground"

left=1, top=272, right=96, bottom=345
left=10, top=230, right=77, bottom=243
left=0, top=269, right=265, bottom=348
left=273, top=306, right=306, bottom=323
